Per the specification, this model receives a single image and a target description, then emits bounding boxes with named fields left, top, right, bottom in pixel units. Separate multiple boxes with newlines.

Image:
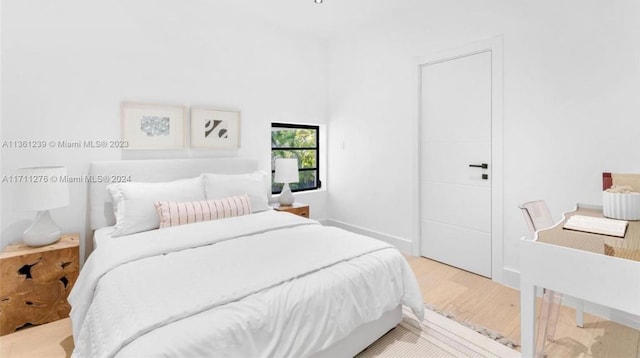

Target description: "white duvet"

left=70, top=211, right=424, bottom=358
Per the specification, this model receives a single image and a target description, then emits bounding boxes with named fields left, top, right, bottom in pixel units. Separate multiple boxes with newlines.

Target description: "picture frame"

left=190, top=107, right=241, bottom=149
left=121, top=102, right=186, bottom=150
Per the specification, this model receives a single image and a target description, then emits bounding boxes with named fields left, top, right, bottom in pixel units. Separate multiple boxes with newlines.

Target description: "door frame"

left=412, top=36, right=504, bottom=283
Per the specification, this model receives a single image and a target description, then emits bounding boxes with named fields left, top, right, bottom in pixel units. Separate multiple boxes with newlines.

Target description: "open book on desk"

left=563, top=215, right=628, bottom=238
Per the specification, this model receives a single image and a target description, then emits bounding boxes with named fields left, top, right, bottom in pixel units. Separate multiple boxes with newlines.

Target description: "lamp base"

left=23, top=210, right=62, bottom=247
left=278, top=183, right=295, bottom=206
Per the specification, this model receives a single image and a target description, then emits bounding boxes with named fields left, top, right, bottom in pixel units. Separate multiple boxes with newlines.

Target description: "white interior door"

left=420, top=51, right=493, bottom=278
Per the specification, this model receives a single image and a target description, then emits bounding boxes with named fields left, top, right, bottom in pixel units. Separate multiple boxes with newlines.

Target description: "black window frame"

left=271, top=122, right=321, bottom=194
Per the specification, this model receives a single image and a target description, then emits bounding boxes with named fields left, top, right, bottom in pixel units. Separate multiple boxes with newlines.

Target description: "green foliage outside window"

left=271, top=124, right=320, bottom=193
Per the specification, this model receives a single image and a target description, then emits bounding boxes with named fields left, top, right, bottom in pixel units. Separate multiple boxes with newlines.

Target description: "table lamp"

left=17, top=166, right=70, bottom=246
left=274, top=158, right=299, bottom=206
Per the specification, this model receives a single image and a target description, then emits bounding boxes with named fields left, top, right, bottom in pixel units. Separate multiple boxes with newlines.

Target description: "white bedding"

left=70, top=211, right=424, bottom=358
left=92, top=226, right=114, bottom=248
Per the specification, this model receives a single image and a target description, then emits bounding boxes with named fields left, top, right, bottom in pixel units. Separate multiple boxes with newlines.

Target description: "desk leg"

left=521, top=280, right=537, bottom=358
left=576, top=299, right=584, bottom=328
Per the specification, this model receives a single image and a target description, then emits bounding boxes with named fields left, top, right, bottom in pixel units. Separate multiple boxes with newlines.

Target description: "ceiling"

left=214, top=0, right=421, bottom=39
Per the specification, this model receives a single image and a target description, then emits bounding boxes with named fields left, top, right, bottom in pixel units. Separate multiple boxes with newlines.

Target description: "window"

left=271, top=123, right=321, bottom=194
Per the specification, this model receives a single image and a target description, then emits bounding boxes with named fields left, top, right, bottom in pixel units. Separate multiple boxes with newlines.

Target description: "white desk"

left=520, top=204, right=640, bottom=358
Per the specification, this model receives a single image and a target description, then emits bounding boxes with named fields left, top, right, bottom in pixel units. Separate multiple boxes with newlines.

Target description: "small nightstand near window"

left=272, top=202, right=310, bottom=218
left=0, top=234, right=80, bottom=336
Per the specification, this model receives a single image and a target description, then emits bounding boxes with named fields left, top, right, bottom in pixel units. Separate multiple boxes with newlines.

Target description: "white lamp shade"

left=274, top=158, right=299, bottom=184
left=16, top=166, right=70, bottom=211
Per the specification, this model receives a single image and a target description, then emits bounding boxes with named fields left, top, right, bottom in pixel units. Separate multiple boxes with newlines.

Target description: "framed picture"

left=121, top=102, right=186, bottom=149
left=190, top=107, right=241, bottom=149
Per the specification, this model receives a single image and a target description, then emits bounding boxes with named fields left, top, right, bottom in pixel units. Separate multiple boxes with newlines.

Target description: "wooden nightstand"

left=0, top=234, right=80, bottom=336
left=272, top=202, right=310, bottom=218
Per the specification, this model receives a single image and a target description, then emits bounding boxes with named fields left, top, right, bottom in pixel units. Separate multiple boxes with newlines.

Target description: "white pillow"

left=202, top=171, right=270, bottom=212
left=107, top=176, right=205, bottom=237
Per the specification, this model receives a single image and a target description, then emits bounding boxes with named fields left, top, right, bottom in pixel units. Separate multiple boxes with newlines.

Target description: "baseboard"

left=501, top=266, right=520, bottom=290
left=321, top=219, right=412, bottom=254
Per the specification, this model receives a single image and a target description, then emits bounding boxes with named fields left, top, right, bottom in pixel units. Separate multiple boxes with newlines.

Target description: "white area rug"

left=357, top=307, right=520, bottom=357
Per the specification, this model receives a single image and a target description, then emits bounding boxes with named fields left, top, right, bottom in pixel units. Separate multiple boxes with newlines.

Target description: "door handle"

left=469, top=163, right=488, bottom=169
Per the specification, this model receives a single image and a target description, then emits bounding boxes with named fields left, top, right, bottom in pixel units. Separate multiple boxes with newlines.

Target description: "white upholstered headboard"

left=89, top=158, right=260, bottom=230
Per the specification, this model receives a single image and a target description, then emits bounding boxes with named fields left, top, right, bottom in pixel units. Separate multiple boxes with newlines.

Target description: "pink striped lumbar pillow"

left=154, top=194, right=252, bottom=229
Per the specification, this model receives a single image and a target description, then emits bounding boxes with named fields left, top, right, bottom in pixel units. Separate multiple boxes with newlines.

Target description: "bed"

left=70, top=158, right=424, bottom=357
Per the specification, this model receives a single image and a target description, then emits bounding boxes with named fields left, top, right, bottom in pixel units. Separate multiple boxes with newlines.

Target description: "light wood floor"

left=1, top=256, right=638, bottom=357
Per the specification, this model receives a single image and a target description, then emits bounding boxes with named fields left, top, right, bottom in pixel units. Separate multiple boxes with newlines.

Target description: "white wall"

left=327, top=0, right=640, bottom=284
left=1, top=0, right=328, bottom=253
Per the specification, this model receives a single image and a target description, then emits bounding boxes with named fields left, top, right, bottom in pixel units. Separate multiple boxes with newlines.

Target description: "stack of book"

left=563, top=215, right=628, bottom=238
